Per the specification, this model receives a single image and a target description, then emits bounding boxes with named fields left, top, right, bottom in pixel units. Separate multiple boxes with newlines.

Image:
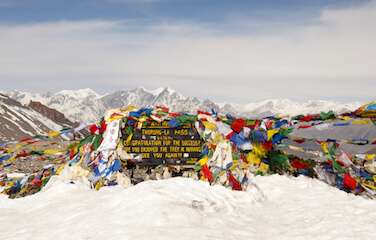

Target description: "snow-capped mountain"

left=7, top=87, right=204, bottom=123
left=0, top=94, right=62, bottom=141
left=235, top=99, right=361, bottom=118
left=5, top=87, right=362, bottom=123
left=101, top=87, right=201, bottom=112
left=7, top=88, right=105, bottom=123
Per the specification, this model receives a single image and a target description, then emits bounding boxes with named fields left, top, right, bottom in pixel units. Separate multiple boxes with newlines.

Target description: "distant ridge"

left=6, top=87, right=362, bottom=123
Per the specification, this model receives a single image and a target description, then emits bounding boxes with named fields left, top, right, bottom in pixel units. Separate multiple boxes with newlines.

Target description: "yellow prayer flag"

left=352, top=119, right=371, bottom=125
left=259, top=162, right=269, bottom=174
left=108, top=114, right=125, bottom=122
left=55, top=165, right=65, bottom=175
left=125, top=133, right=133, bottom=145
left=365, top=154, right=375, bottom=161
left=203, top=121, right=217, bottom=131
left=339, top=116, right=352, bottom=121
left=362, top=182, right=376, bottom=191
left=320, top=142, right=329, bottom=154
left=247, top=152, right=261, bottom=165
left=95, top=180, right=104, bottom=191
left=43, top=149, right=62, bottom=155
left=267, top=129, right=279, bottom=141
left=252, top=144, right=267, bottom=158
left=198, top=156, right=208, bottom=166
left=48, top=130, right=60, bottom=138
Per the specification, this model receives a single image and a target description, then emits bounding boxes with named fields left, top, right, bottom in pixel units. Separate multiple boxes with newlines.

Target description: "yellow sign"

left=124, top=121, right=203, bottom=165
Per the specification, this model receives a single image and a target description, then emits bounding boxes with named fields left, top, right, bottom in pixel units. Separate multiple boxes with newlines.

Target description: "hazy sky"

left=0, top=0, right=375, bottom=103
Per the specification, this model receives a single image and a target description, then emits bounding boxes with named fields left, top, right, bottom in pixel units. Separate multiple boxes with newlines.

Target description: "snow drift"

left=1, top=175, right=375, bottom=240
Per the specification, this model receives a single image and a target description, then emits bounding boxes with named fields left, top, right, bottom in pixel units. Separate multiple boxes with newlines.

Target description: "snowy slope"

left=0, top=94, right=62, bottom=141
left=7, top=88, right=105, bottom=123
left=101, top=87, right=201, bottom=115
left=237, top=99, right=361, bottom=117
left=6, top=88, right=362, bottom=123
left=0, top=176, right=375, bottom=240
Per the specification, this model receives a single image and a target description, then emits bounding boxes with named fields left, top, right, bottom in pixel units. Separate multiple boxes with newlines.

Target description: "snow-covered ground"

left=1, top=175, right=375, bottom=240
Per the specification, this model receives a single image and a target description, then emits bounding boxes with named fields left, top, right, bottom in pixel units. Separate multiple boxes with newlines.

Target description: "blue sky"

left=0, top=0, right=365, bottom=24
left=0, top=0, right=374, bottom=103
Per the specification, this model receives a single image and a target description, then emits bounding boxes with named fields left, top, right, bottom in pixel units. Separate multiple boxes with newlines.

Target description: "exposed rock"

left=28, top=100, right=75, bottom=127
left=0, top=94, right=61, bottom=142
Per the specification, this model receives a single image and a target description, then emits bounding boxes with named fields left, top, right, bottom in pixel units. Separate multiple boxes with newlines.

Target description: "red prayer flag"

left=262, top=141, right=273, bottom=151
left=298, top=125, right=312, bottom=129
left=31, top=178, right=42, bottom=187
left=197, top=110, right=212, bottom=116
left=89, top=124, right=98, bottom=134
left=201, top=164, right=213, bottom=183
left=231, top=118, right=246, bottom=133
left=99, top=121, right=107, bottom=134
left=343, top=173, right=357, bottom=190
left=290, top=159, right=310, bottom=169
left=226, top=131, right=235, bottom=140
left=228, top=172, right=242, bottom=191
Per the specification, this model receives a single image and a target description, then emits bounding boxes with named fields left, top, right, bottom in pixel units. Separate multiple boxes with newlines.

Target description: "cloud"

left=0, top=1, right=375, bottom=103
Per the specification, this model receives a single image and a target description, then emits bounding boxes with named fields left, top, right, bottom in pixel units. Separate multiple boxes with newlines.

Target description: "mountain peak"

left=6, top=89, right=363, bottom=123
left=56, top=88, right=101, bottom=99
left=139, top=87, right=176, bottom=96
left=161, top=87, right=176, bottom=95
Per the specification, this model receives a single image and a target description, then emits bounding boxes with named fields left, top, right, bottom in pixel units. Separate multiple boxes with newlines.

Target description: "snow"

left=5, top=90, right=48, bottom=105
left=56, top=88, right=102, bottom=99
left=3, top=115, right=35, bottom=136
left=0, top=97, right=63, bottom=140
left=141, top=87, right=166, bottom=96
left=1, top=175, right=375, bottom=240
left=6, top=173, right=26, bottom=179
left=5, top=87, right=365, bottom=123
left=239, top=99, right=362, bottom=117
left=21, top=108, right=62, bottom=131
left=141, top=86, right=176, bottom=96
left=7, top=105, right=61, bottom=133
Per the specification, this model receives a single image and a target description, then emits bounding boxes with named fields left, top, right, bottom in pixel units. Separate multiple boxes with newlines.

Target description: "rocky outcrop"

left=28, top=101, right=74, bottom=127
left=0, top=94, right=61, bottom=142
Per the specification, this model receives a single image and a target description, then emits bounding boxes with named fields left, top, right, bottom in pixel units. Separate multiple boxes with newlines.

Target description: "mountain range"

left=0, top=94, right=63, bottom=142
left=5, top=87, right=362, bottom=123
